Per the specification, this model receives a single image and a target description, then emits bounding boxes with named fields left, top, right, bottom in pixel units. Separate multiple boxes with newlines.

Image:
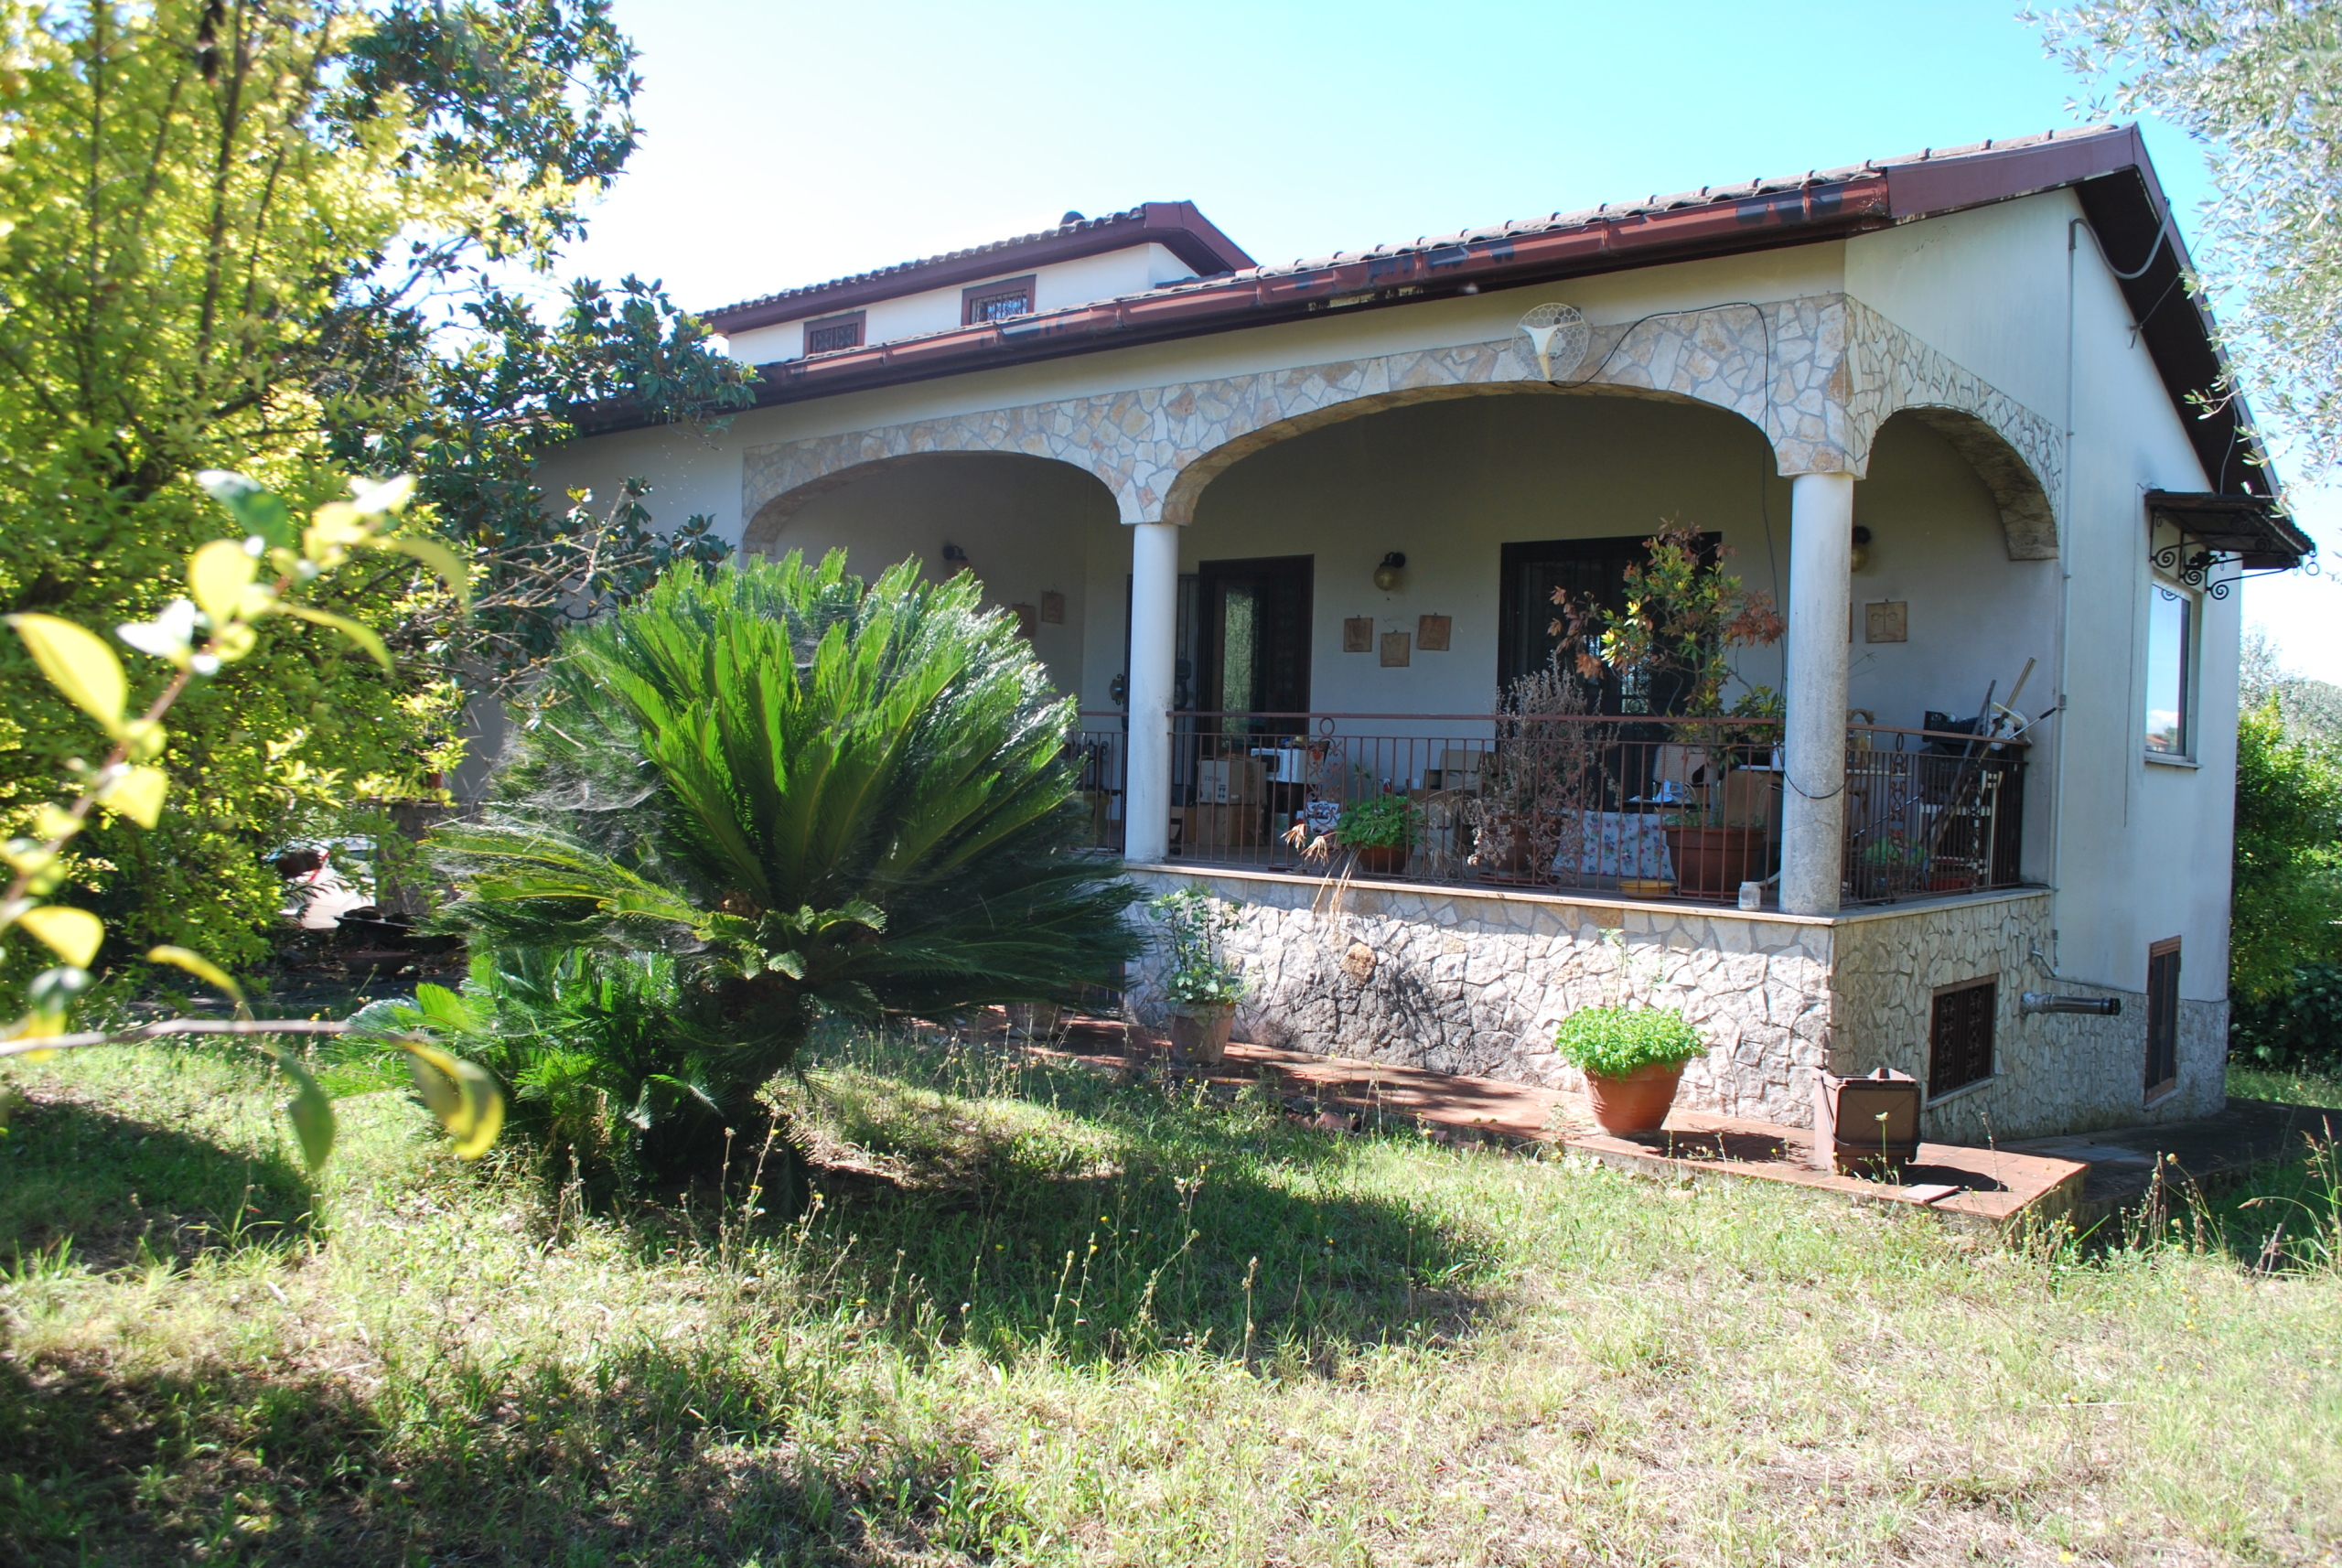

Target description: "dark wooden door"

left=1195, top=555, right=1312, bottom=736
left=1499, top=532, right=1717, bottom=713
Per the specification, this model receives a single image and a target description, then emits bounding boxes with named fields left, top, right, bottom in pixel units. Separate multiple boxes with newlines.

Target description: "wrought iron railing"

left=1069, top=711, right=2025, bottom=908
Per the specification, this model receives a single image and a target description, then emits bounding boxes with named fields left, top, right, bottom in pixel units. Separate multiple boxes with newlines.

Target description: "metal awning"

left=2143, top=490, right=2314, bottom=575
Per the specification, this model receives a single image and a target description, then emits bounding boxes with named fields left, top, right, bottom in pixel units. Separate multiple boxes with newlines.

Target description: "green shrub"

left=1336, top=793, right=1417, bottom=849
left=2231, top=961, right=2342, bottom=1074
left=1553, top=1004, right=1707, bottom=1079
left=426, top=551, right=1141, bottom=1161
left=2231, top=703, right=2342, bottom=1004
left=1149, top=887, right=1247, bottom=1006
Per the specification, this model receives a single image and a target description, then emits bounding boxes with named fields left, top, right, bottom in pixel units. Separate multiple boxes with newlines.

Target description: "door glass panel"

left=1220, top=586, right=1259, bottom=712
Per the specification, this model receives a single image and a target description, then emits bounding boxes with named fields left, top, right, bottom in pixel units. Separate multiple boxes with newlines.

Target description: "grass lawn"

left=2, top=1031, right=2338, bottom=1567
left=2228, top=1059, right=2342, bottom=1112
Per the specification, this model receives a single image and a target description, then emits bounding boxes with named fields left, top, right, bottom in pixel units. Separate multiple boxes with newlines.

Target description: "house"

left=535, top=126, right=2311, bottom=1142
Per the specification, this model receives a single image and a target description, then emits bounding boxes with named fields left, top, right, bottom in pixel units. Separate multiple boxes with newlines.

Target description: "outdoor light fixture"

left=1517, top=302, right=1590, bottom=381
left=1373, top=552, right=1407, bottom=591
left=1850, top=525, right=1873, bottom=573
left=941, top=542, right=970, bottom=564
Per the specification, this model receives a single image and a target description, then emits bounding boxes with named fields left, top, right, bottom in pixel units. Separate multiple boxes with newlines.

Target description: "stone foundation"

left=1125, top=867, right=2225, bottom=1142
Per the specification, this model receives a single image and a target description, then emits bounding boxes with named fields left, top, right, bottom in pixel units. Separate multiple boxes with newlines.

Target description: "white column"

left=1780, top=472, right=1855, bottom=916
left=1123, top=520, right=1180, bottom=863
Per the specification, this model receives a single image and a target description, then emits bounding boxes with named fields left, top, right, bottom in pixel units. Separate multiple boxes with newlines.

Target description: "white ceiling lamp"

left=1517, top=303, right=1590, bottom=381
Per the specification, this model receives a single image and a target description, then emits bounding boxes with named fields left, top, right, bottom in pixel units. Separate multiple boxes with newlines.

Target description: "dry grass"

left=1, top=1032, right=2337, bottom=1566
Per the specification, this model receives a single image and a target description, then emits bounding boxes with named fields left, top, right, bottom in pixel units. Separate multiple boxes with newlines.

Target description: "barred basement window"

left=962, top=274, right=1036, bottom=325
left=803, top=311, right=864, bottom=355
left=2145, top=938, right=2181, bottom=1099
left=1928, top=976, right=1997, bottom=1099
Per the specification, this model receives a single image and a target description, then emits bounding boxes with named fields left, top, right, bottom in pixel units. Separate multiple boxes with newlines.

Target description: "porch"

left=1071, top=709, right=2027, bottom=910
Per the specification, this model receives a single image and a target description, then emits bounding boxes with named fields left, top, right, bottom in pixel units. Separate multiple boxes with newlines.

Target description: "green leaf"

left=16, top=906, right=102, bottom=968
left=145, top=944, right=249, bottom=1016
left=99, top=766, right=169, bottom=828
left=7, top=615, right=127, bottom=734
left=198, top=471, right=298, bottom=551
left=402, top=1039, right=504, bottom=1159
left=371, top=534, right=471, bottom=612
left=282, top=604, right=392, bottom=669
left=265, top=1047, right=336, bottom=1171
left=188, top=540, right=257, bottom=625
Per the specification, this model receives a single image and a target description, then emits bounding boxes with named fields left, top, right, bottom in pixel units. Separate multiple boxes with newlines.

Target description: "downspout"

left=2043, top=216, right=2082, bottom=977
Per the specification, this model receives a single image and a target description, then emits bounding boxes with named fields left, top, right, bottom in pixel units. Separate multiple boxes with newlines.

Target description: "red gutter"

left=699, top=176, right=1893, bottom=414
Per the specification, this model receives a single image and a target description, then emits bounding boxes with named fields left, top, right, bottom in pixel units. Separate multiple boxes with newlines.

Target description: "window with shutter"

left=803, top=312, right=864, bottom=355
left=2145, top=938, right=2181, bottom=1099
left=1928, top=977, right=1997, bottom=1099
left=962, top=275, right=1036, bottom=325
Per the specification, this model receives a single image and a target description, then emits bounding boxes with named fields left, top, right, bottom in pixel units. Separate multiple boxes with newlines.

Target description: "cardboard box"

left=1181, top=803, right=1264, bottom=852
left=1194, top=757, right=1267, bottom=805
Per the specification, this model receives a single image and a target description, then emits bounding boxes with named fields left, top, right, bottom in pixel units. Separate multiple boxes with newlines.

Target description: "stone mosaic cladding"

left=1123, top=868, right=1833, bottom=1127
left=1123, top=873, right=2219, bottom=1142
left=740, top=293, right=2064, bottom=557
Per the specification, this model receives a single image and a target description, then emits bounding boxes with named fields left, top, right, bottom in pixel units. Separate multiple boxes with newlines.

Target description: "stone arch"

left=1158, top=381, right=1775, bottom=528
left=1883, top=406, right=2060, bottom=561
left=742, top=449, right=1125, bottom=554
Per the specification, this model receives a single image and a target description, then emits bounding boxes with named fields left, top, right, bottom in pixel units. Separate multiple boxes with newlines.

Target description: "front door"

left=1195, top=555, right=1312, bottom=736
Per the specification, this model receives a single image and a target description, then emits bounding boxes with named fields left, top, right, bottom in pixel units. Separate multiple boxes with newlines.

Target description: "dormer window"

left=963, top=275, right=1036, bottom=325
left=803, top=311, right=865, bottom=355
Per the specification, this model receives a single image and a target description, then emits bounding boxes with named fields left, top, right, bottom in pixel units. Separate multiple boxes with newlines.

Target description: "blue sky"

left=548, top=0, right=2341, bottom=682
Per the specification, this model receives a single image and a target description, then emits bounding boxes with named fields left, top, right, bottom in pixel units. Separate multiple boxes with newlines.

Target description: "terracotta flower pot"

left=1351, top=843, right=1408, bottom=876
left=1661, top=825, right=1770, bottom=900
left=1583, top=1059, right=1688, bottom=1135
left=1166, top=1001, right=1234, bottom=1066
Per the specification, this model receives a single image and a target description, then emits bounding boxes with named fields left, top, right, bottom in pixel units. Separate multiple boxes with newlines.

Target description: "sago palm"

left=429, top=551, right=1138, bottom=1134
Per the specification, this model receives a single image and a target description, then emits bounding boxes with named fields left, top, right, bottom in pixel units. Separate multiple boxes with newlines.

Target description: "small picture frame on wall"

left=1010, top=603, right=1038, bottom=639
left=1864, top=601, right=1908, bottom=643
left=1417, top=614, right=1452, bottom=651
left=1380, top=631, right=1412, bottom=668
left=1039, top=590, right=1066, bottom=624
left=1343, top=617, right=1375, bottom=653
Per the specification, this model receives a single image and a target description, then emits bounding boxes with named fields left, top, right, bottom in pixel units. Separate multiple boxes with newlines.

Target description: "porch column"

left=1780, top=472, right=1855, bottom=916
left=1123, top=520, right=1180, bottom=862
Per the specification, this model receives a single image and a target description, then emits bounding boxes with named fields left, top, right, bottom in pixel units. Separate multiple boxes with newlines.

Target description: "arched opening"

left=1170, top=388, right=1793, bottom=715
left=1893, top=404, right=2060, bottom=561
left=744, top=452, right=1123, bottom=699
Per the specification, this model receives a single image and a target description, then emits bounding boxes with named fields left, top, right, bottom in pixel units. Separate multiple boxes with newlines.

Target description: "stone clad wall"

left=1798, top=891, right=2226, bottom=1141
left=1123, top=867, right=1834, bottom=1126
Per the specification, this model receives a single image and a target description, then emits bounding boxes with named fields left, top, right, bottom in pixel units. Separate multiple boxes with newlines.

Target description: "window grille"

left=1928, top=977, right=1997, bottom=1098
left=803, top=312, right=864, bottom=355
left=963, top=275, right=1035, bottom=325
left=2145, top=938, right=2181, bottom=1097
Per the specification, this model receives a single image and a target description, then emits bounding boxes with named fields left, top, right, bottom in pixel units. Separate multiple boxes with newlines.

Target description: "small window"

left=803, top=311, right=865, bottom=355
left=2144, top=584, right=2194, bottom=757
left=1928, top=977, right=1997, bottom=1099
left=962, top=274, right=1036, bottom=325
left=2145, top=938, right=2181, bottom=1099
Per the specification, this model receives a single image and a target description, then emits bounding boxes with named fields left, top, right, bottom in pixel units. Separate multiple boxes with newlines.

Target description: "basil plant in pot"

left=1553, top=1003, right=1709, bottom=1135
left=1148, top=887, right=1249, bottom=1066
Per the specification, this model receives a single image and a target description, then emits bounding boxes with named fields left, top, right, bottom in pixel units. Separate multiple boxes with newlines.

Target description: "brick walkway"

left=1017, top=1014, right=2090, bottom=1228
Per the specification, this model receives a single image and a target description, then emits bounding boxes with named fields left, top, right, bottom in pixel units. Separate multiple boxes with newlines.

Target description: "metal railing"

left=1069, top=711, right=2025, bottom=908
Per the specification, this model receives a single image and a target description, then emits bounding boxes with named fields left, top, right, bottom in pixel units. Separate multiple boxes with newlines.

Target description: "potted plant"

left=1550, top=519, right=1785, bottom=902
left=1553, top=1002, right=1709, bottom=1135
left=1148, top=887, right=1248, bottom=1066
left=1335, top=793, right=1418, bottom=876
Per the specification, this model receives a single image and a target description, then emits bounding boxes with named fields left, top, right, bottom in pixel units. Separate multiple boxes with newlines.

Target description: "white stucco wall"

left=719, top=242, right=1196, bottom=365
left=1853, top=188, right=2236, bottom=1016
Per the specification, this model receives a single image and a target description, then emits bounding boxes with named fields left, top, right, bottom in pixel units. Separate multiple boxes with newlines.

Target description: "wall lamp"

left=1850, top=525, right=1873, bottom=573
left=1372, top=552, right=1407, bottom=591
